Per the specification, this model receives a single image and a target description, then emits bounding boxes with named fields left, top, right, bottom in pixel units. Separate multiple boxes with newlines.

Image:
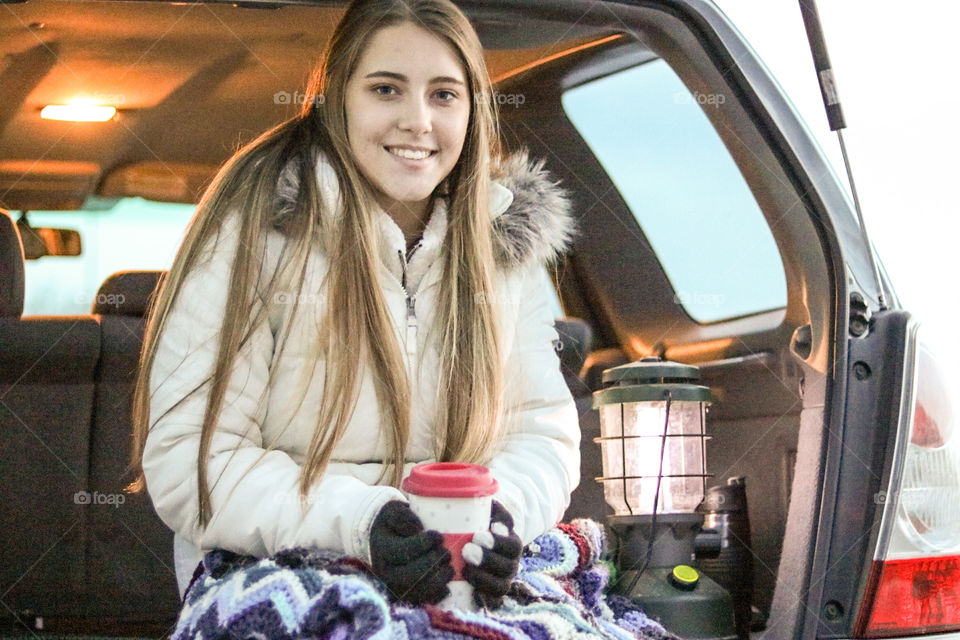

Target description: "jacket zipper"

left=398, top=242, right=422, bottom=358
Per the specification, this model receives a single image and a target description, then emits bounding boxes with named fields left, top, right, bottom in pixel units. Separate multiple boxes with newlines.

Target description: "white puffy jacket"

left=141, top=151, right=581, bottom=598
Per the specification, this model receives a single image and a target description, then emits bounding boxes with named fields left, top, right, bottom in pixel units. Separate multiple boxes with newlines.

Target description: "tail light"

left=856, top=325, right=960, bottom=637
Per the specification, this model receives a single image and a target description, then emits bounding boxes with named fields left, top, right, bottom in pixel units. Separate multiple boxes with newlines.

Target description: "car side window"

left=562, top=59, right=787, bottom=323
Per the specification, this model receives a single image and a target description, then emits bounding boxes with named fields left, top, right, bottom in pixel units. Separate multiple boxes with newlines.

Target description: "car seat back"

left=87, top=270, right=179, bottom=620
left=0, top=209, right=100, bottom=618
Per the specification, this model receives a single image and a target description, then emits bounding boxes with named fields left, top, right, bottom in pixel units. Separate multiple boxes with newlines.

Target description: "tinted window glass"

left=562, top=59, right=787, bottom=322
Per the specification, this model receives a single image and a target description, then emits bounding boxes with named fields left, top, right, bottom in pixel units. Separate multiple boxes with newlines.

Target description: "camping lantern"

left=594, top=357, right=736, bottom=640
left=594, top=357, right=711, bottom=515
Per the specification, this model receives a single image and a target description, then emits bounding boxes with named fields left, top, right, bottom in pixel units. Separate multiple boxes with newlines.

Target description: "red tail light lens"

left=860, top=557, right=960, bottom=636
left=856, top=331, right=960, bottom=637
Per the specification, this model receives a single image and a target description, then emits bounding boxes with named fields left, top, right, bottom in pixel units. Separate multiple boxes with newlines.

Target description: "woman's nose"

left=398, top=95, right=432, bottom=134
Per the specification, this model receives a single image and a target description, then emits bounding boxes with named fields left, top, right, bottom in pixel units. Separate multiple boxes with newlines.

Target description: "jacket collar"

left=374, top=181, right=516, bottom=293
left=275, top=148, right=576, bottom=282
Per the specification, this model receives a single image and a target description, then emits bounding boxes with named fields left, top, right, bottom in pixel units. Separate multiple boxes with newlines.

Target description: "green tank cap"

left=669, top=564, right=700, bottom=590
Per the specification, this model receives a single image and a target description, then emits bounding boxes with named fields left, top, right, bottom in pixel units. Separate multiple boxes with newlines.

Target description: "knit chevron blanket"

left=172, top=519, right=676, bottom=640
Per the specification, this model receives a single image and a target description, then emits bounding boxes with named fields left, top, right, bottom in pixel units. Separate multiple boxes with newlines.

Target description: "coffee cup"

left=401, top=462, right=499, bottom=610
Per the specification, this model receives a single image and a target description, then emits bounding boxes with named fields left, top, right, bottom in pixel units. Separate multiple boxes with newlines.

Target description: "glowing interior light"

left=41, top=102, right=116, bottom=122
left=599, top=400, right=706, bottom=515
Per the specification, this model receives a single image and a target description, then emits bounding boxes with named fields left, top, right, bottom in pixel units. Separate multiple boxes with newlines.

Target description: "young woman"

left=129, top=0, right=580, bottom=610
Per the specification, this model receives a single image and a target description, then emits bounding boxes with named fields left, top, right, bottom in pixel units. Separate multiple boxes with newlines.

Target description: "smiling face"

left=344, top=22, right=471, bottom=223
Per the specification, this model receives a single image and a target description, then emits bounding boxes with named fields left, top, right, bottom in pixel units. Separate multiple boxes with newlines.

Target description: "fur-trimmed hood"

left=275, top=149, right=577, bottom=272
left=489, top=150, right=577, bottom=269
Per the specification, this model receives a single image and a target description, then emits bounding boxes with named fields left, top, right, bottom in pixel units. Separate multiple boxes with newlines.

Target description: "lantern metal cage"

left=592, top=358, right=713, bottom=517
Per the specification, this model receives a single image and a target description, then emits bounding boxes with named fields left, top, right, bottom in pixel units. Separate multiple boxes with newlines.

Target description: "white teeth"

left=388, top=147, right=432, bottom=160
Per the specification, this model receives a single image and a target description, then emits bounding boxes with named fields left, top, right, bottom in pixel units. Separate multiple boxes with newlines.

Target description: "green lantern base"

left=611, top=567, right=737, bottom=640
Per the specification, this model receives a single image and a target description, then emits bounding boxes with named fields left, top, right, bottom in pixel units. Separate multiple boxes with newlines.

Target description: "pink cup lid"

left=401, top=462, right=499, bottom=498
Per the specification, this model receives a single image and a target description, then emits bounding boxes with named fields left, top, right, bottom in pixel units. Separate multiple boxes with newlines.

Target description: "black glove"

left=369, top=500, right=454, bottom=605
left=462, top=500, right=522, bottom=606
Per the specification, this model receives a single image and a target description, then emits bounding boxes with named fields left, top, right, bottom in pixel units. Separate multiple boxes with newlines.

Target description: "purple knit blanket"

left=171, top=519, right=676, bottom=640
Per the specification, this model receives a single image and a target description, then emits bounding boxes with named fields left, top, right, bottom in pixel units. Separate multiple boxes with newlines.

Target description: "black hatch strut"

left=799, top=0, right=888, bottom=311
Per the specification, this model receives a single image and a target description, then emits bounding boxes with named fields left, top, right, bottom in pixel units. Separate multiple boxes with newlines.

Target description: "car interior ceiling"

left=0, top=2, right=833, bottom=636
left=0, top=1, right=605, bottom=207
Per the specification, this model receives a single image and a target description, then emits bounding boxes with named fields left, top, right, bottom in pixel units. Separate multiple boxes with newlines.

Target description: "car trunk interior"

left=0, top=2, right=838, bottom=638
left=497, top=7, right=835, bottom=633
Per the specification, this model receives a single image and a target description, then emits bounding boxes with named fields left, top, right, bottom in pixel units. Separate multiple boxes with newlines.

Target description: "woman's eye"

left=372, top=85, right=396, bottom=97
left=435, top=89, right=458, bottom=102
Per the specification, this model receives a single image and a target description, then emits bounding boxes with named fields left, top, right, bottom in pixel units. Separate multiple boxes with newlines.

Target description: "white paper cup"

left=401, top=462, right=499, bottom=610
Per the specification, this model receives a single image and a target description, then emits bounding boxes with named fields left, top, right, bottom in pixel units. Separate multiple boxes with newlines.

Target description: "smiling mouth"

left=385, top=146, right=437, bottom=160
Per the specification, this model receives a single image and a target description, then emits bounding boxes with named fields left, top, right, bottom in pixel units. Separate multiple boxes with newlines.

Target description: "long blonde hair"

left=127, top=0, right=506, bottom=529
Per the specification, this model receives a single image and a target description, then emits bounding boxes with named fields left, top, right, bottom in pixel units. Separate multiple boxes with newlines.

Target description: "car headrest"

left=0, top=209, right=25, bottom=317
left=554, top=318, right=593, bottom=391
left=92, top=270, right=166, bottom=316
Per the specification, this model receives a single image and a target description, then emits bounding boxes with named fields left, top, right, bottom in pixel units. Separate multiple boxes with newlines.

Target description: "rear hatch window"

left=562, top=59, right=787, bottom=323
left=22, top=197, right=194, bottom=315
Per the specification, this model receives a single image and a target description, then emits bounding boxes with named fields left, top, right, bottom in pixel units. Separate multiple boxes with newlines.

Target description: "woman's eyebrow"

left=364, top=71, right=465, bottom=85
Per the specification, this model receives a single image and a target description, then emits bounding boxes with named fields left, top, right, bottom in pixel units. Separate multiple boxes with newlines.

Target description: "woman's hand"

left=369, top=500, right=453, bottom=605
left=461, top=500, right=523, bottom=607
